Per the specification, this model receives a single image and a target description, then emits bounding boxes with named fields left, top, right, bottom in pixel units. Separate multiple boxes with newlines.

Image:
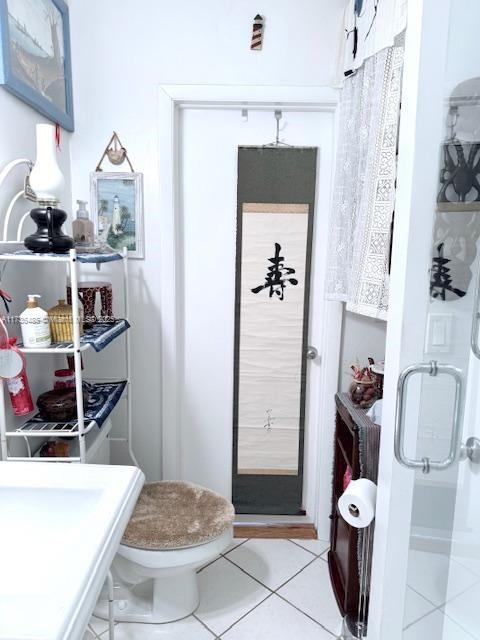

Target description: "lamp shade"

left=29, top=124, right=65, bottom=203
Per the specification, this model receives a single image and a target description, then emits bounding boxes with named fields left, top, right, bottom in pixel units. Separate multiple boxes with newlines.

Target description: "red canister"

left=6, top=338, right=34, bottom=416
left=54, top=368, right=76, bottom=390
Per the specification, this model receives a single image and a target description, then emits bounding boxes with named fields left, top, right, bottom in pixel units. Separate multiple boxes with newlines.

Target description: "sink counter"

left=0, top=462, right=144, bottom=640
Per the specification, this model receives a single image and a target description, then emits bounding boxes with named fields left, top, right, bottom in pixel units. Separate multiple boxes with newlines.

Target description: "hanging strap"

left=0, top=289, right=12, bottom=313
left=95, top=131, right=135, bottom=172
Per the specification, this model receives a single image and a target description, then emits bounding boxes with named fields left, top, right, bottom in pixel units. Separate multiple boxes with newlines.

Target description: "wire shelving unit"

left=0, top=159, right=137, bottom=465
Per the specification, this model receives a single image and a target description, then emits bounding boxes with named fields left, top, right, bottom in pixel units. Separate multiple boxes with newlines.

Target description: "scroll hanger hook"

left=265, top=109, right=293, bottom=148
left=274, top=110, right=282, bottom=145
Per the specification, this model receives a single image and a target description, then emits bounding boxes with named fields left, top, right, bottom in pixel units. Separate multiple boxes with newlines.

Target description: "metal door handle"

left=394, top=361, right=463, bottom=474
left=306, top=346, right=318, bottom=360
left=461, top=437, right=480, bottom=464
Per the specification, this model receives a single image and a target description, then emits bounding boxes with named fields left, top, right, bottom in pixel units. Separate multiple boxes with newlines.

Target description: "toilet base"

left=94, top=567, right=199, bottom=624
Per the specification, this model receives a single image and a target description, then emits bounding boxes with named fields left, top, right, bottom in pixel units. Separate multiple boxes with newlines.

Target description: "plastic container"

left=54, top=368, right=75, bottom=390
left=370, top=363, right=385, bottom=399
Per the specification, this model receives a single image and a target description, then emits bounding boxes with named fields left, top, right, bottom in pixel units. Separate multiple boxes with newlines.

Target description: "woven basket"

left=48, top=299, right=83, bottom=342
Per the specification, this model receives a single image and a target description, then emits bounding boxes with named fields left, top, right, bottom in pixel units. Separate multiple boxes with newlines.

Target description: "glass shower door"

left=397, top=1, right=480, bottom=636
left=369, top=1, right=480, bottom=639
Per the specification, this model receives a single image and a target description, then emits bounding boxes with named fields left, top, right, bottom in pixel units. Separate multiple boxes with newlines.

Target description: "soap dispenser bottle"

left=72, top=200, right=94, bottom=248
left=20, top=295, right=52, bottom=348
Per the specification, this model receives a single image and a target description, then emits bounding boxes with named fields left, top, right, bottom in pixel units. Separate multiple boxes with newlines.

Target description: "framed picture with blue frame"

left=0, top=0, right=74, bottom=131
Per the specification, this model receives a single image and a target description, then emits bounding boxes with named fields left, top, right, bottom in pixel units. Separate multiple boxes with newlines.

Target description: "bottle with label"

left=6, top=338, right=34, bottom=416
left=20, top=295, right=52, bottom=348
left=72, top=200, right=94, bottom=248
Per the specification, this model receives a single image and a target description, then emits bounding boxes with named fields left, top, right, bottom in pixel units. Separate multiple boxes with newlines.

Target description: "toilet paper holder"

left=348, top=504, right=360, bottom=518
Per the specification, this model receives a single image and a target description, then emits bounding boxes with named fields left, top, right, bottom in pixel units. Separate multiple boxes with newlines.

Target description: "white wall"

left=0, top=89, right=72, bottom=452
left=69, top=0, right=345, bottom=481
left=339, top=309, right=387, bottom=391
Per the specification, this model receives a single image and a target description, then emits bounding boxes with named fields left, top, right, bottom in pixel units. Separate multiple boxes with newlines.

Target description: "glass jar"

left=53, top=368, right=75, bottom=390
left=349, top=379, right=378, bottom=409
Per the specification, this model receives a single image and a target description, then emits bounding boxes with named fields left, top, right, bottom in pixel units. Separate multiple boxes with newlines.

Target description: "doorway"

left=158, top=86, right=340, bottom=533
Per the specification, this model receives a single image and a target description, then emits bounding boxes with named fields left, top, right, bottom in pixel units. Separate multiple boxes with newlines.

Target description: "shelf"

left=7, top=380, right=127, bottom=438
left=9, top=419, right=97, bottom=438
left=30, top=417, right=115, bottom=463
left=0, top=247, right=124, bottom=263
left=18, top=319, right=130, bottom=354
left=0, top=233, right=132, bottom=465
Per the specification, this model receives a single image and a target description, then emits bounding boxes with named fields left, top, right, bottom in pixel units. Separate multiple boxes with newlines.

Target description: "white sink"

left=0, top=461, right=144, bottom=640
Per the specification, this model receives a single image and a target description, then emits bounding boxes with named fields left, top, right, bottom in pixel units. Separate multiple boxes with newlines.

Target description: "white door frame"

left=158, top=84, right=341, bottom=535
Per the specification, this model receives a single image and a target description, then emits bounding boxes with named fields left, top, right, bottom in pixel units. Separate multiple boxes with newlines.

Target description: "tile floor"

left=84, top=542, right=480, bottom=640
left=84, top=537, right=339, bottom=640
left=405, top=549, right=480, bottom=640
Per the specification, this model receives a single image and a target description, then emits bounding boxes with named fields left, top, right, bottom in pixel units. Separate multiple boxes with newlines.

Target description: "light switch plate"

left=425, top=313, right=453, bottom=353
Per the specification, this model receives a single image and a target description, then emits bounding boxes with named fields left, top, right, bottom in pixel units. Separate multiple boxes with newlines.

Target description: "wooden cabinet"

left=328, top=393, right=380, bottom=625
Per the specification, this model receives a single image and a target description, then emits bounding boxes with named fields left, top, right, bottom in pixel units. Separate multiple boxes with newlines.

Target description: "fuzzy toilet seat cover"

left=121, top=481, right=235, bottom=550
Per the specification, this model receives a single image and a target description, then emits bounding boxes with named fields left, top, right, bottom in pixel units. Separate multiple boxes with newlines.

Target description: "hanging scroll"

left=233, top=146, right=317, bottom=514
left=237, top=202, right=308, bottom=476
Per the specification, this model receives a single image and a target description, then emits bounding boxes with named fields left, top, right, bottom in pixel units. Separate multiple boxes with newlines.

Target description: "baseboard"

left=234, top=523, right=318, bottom=539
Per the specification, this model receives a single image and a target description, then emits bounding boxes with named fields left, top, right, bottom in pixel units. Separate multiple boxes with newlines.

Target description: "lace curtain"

left=325, top=39, right=404, bottom=320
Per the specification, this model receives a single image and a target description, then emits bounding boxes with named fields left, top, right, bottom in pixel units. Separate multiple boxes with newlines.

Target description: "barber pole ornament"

left=251, top=14, right=264, bottom=50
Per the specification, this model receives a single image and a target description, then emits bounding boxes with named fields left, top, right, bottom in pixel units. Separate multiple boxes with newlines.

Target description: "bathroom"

left=0, top=0, right=479, bottom=638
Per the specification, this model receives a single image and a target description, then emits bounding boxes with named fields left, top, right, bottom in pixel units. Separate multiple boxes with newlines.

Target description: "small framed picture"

left=90, top=172, right=144, bottom=259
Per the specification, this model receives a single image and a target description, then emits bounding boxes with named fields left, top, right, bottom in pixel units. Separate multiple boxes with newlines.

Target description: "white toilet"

left=95, top=481, right=235, bottom=624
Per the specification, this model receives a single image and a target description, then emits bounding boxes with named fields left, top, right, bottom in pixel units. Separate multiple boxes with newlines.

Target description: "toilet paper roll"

left=338, top=478, right=377, bottom=529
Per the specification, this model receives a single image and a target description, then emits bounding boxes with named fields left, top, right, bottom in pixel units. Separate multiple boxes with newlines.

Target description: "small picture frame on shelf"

left=90, top=172, right=144, bottom=259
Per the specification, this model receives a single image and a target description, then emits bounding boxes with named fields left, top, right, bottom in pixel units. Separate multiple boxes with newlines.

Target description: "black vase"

left=24, top=206, right=74, bottom=254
